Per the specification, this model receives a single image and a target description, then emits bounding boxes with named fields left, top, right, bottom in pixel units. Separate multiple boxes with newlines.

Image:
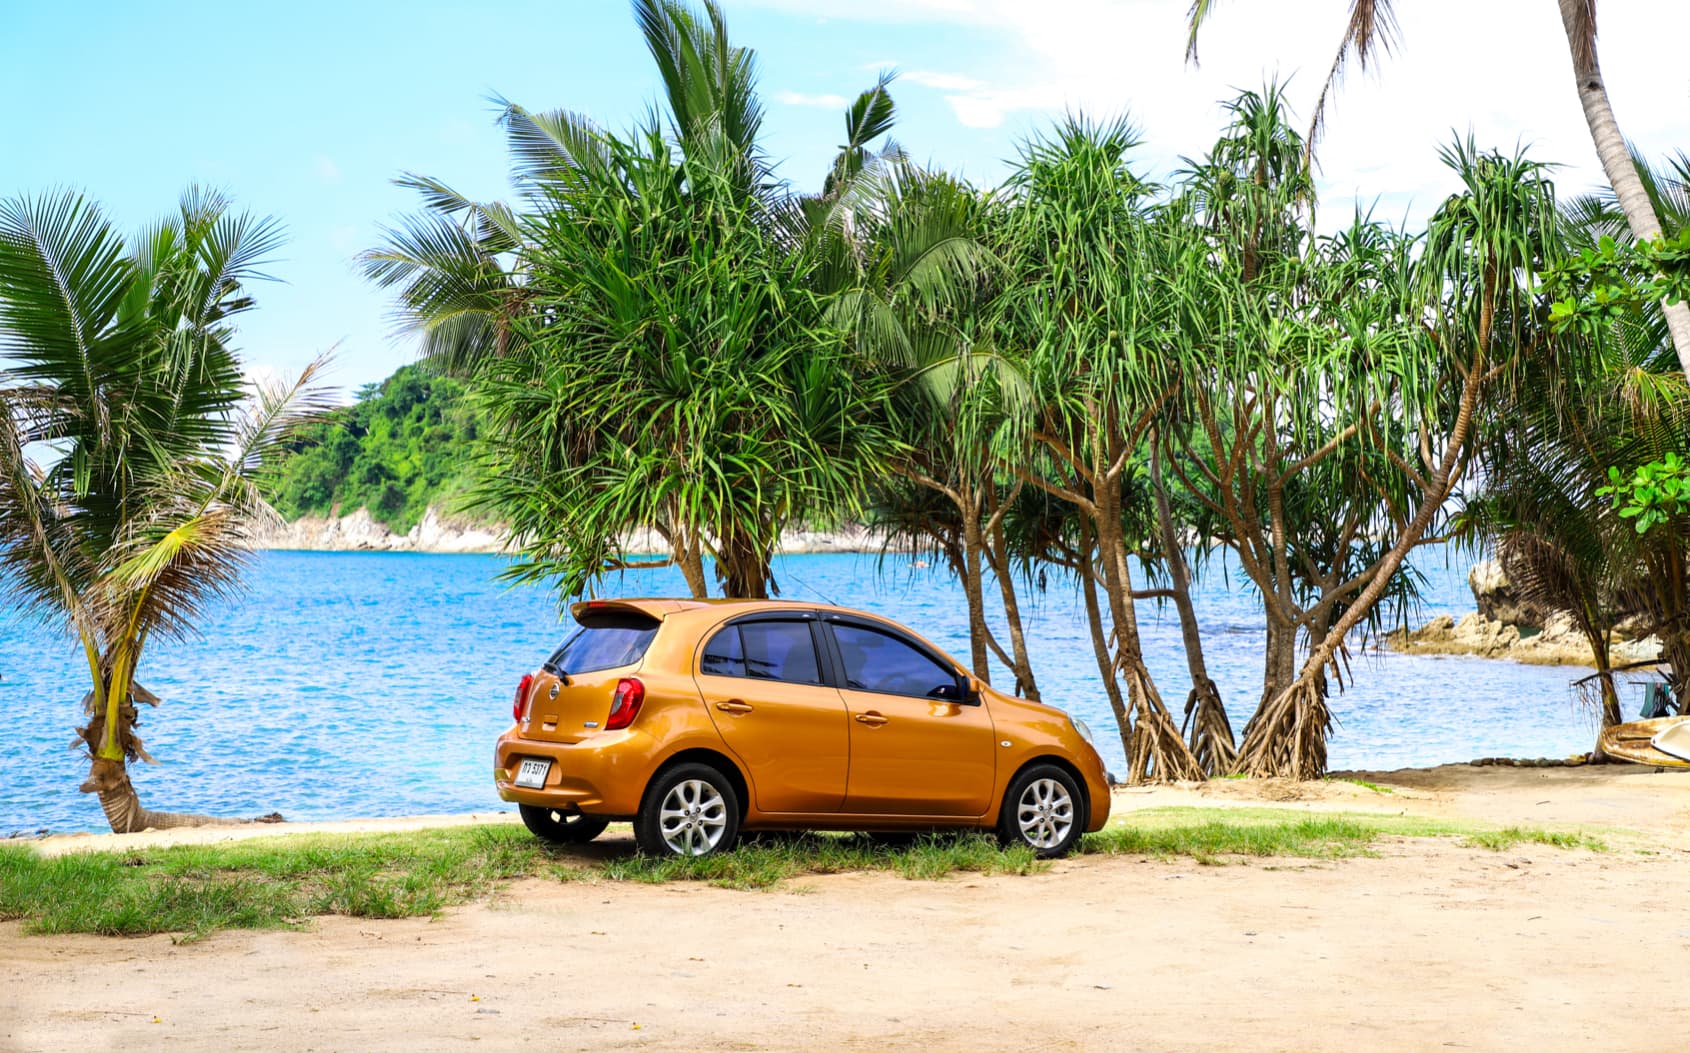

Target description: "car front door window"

left=832, top=625, right=959, bottom=699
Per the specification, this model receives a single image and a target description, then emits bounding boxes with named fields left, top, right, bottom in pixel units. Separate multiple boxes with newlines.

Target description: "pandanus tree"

left=995, top=116, right=1205, bottom=782
left=1163, top=90, right=1434, bottom=772
left=829, top=162, right=1041, bottom=696
left=1233, top=142, right=1566, bottom=777
left=0, top=188, right=326, bottom=832
left=365, top=0, right=899, bottom=601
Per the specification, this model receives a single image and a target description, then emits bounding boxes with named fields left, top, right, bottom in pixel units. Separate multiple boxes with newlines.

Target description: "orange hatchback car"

left=495, top=598, right=1110, bottom=858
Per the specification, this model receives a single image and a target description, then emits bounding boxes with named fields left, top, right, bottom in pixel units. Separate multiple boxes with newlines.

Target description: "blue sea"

left=0, top=551, right=1611, bottom=834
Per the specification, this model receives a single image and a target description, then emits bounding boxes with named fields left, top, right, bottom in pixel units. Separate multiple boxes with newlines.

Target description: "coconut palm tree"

left=0, top=188, right=328, bottom=832
left=1187, top=0, right=1690, bottom=381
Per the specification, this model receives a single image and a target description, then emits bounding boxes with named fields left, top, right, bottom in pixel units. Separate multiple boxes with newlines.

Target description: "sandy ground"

left=6, top=764, right=1690, bottom=1053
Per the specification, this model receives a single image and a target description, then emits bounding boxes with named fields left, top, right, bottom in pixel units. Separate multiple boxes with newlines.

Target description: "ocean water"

left=0, top=551, right=1612, bottom=834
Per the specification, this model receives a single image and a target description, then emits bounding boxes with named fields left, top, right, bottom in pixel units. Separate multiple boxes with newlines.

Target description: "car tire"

left=634, top=762, right=741, bottom=857
left=997, top=764, right=1085, bottom=858
left=519, top=804, right=611, bottom=844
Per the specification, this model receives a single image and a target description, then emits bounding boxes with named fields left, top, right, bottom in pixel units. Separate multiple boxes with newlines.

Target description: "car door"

left=693, top=614, right=849, bottom=814
left=823, top=617, right=997, bottom=817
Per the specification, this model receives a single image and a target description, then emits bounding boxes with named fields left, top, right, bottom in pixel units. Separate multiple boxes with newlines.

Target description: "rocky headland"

left=255, top=506, right=901, bottom=557
left=1386, top=559, right=1662, bottom=667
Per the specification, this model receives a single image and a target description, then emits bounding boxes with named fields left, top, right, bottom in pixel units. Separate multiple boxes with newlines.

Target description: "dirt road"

left=6, top=764, right=1690, bottom=1052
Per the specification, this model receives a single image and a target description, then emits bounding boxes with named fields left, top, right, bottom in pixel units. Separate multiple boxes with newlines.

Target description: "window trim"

left=819, top=616, right=974, bottom=704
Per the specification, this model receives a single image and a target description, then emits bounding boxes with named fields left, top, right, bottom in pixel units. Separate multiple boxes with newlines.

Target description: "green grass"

left=1461, top=826, right=1609, bottom=852
left=0, top=808, right=1610, bottom=939
left=1327, top=777, right=1394, bottom=794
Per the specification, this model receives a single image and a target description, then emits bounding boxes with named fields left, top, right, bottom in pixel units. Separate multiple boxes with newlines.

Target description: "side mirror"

left=965, top=678, right=983, bottom=705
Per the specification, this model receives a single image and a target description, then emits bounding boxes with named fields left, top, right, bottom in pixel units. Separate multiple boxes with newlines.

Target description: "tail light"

left=604, top=677, right=645, bottom=730
left=513, top=673, right=534, bottom=722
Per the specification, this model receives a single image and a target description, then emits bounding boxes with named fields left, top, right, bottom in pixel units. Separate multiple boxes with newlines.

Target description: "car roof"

left=568, top=597, right=886, bottom=624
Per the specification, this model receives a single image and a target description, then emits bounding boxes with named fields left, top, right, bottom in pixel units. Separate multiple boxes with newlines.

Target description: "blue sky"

left=5, top=1, right=1688, bottom=395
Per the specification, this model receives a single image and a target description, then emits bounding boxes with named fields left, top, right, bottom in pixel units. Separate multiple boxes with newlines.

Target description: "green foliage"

left=1598, top=454, right=1690, bottom=535
left=1545, top=229, right=1690, bottom=337
left=265, top=365, right=484, bottom=533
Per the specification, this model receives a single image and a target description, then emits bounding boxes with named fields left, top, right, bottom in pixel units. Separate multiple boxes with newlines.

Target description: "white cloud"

left=313, top=155, right=341, bottom=184
left=902, top=70, right=986, bottom=92
left=742, top=0, right=1690, bottom=231
left=775, top=89, right=852, bottom=108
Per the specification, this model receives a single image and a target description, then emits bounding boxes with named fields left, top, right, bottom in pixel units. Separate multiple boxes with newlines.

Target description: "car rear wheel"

left=519, top=804, right=611, bottom=844
left=635, top=762, right=741, bottom=857
left=997, top=764, right=1085, bottom=858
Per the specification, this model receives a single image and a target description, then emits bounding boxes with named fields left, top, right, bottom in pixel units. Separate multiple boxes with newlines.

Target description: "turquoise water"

left=1, top=551, right=1604, bottom=834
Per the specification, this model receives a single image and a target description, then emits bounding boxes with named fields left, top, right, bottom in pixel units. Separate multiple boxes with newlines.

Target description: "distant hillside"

left=267, top=365, right=486, bottom=533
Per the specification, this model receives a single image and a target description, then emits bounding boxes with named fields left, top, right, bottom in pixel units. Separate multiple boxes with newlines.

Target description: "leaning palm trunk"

left=1557, top=0, right=1690, bottom=381
left=74, top=682, right=247, bottom=833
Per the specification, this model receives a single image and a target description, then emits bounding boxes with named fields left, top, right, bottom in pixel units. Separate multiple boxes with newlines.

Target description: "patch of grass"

left=0, top=825, right=547, bottom=940
left=599, top=832, right=1041, bottom=890
left=0, top=809, right=1611, bottom=939
left=1327, top=777, right=1394, bottom=794
left=1087, top=814, right=1384, bottom=861
left=1462, top=827, right=1608, bottom=852
left=1092, top=807, right=1605, bottom=862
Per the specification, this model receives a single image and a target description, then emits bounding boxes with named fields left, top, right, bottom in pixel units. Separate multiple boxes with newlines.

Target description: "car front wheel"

left=635, top=762, right=741, bottom=857
left=997, top=764, right=1085, bottom=858
left=519, top=803, right=612, bottom=844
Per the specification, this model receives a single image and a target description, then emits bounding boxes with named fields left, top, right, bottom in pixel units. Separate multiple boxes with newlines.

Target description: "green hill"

left=266, top=365, right=485, bottom=533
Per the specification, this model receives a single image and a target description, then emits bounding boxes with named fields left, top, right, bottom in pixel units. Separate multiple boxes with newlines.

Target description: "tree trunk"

left=1094, top=482, right=1205, bottom=784
left=677, top=532, right=709, bottom=600
left=985, top=510, right=1039, bottom=700
left=1150, top=436, right=1233, bottom=772
left=960, top=499, right=993, bottom=683
left=1557, top=0, right=1690, bottom=380
left=716, top=532, right=773, bottom=599
left=1077, top=518, right=1131, bottom=762
left=75, top=683, right=257, bottom=833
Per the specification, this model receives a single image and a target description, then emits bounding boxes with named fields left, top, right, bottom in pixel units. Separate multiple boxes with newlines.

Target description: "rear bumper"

left=493, top=727, right=653, bottom=818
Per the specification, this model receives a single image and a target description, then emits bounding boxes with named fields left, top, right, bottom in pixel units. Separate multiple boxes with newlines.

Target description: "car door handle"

left=716, top=701, right=754, bottom=714
left=854, top=712, right=889, bottom=727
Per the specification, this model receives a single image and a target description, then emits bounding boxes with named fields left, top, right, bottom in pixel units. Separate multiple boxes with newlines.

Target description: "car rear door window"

left=832, top=624, right=960, bottom=699
left=699, top=626, right=747, bottom=677
left=706, top=620, right=821, bottom=684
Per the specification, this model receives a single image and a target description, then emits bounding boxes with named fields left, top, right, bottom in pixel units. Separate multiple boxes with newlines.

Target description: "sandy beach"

left=6, top=763, right=1690, bottom=1052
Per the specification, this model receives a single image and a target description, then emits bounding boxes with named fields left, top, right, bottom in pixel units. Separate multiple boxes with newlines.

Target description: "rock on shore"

left=256, top=507, right=901, bottom=556
left=1386, top=559, right=1662, bottom=667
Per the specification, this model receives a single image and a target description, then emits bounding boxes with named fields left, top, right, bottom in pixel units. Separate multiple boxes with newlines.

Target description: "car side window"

left=701, top=621, right=821, bottom=685
left=699, top=626, right=746, bottom=678
left=832, top=624, right=961, bottom=699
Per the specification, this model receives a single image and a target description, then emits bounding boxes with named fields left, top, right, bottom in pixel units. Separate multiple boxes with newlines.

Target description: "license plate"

left=514, top=758, right=551, bottom=789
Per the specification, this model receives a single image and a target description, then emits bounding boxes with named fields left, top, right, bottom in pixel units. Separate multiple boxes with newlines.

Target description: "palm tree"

left=825, top=161, right=1042, bottom=693
left=995, top=115, right=1206, bottom=782
left=0, top=188, right=327, bottom=832
left=1187, top=0, right=1690, bottom=382
left=365, top=0, right=900, bottom=601
left=1233, top=141, right=1566, bottom=777
left=1555, top=1, right=1690, bottom=381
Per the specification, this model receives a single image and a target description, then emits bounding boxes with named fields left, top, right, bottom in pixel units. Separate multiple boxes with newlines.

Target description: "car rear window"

left=546, top=610, right=659, bottom=675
